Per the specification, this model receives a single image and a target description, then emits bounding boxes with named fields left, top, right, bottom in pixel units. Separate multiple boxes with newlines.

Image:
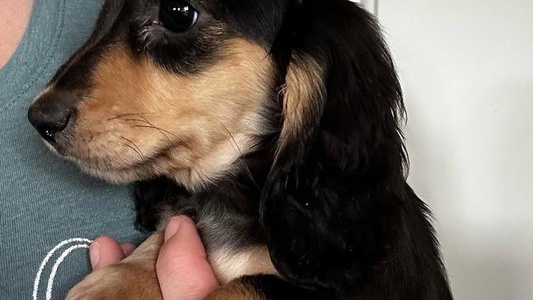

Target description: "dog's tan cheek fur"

left=67, top=39, right=274, bottom=189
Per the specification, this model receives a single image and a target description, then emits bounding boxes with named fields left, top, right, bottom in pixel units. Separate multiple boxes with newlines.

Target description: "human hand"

left=89, top=216, right=219, bottom=300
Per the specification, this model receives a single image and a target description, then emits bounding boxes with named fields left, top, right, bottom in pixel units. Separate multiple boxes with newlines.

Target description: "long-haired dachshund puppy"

left=28, top=0, right=453, bottom=299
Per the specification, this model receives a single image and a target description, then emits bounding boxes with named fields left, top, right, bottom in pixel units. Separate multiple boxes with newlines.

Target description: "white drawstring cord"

left=33, top=238, right=92, bottom=300
left=45, top=244, right=90, bottom=300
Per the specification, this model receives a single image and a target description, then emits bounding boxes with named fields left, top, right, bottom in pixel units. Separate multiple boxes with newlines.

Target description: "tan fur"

left=50, top=28, right=305, bottom=300
left=61, top=39, right=273, bottom=191
left=276, top=53, right=325, bottom=160
left=204, top=279, right=265, bottom=300
left=66, top=233, right=164, bottom=300
left=209, top=246, right=279, bottom=284
left=64, top=48, right=324, bottom=300
left=66, top=233, right=275, bottom=300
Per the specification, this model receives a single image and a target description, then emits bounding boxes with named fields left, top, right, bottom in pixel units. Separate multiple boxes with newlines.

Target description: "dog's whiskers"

left=123, top=114, right=175, bottom=143
left=221, top=125, right=259, bottom=190
left=107, top=113, right=139, bottom=121
left=134, top=125, right=174, bottom=144
left=119, top=113, right=199, bottom=159
left=120, top=136, right=145, bottom=161
left=108, top=112, right=176, bottom=121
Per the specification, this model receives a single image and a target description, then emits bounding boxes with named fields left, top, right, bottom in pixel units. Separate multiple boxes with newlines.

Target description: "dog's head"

left=29, top=0, right=287, bottom=189
left=28, top=0, right=403, bottom=189
left=29, top=0, right=409, bottom=294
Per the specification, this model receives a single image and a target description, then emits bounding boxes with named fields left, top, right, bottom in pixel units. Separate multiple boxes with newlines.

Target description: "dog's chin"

left=75, top=160, right=148, bottom=184
left=42, top=140, right=149, bottom=184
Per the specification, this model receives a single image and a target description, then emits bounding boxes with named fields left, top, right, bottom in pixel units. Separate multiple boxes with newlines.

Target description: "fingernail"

left=89, top=241, right=100, bottom=269
left=164, top=216, right=183, bottom=242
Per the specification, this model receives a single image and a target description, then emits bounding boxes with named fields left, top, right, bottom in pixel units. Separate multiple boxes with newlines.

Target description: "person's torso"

left=0, top=1, right=145, bottom=299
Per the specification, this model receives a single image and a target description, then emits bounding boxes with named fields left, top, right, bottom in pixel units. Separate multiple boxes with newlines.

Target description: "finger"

left=90, top=236, right=126, bottom=270
left=157, top=216, right=219, bottom=300
left=120, top=243, right=136, bottom=256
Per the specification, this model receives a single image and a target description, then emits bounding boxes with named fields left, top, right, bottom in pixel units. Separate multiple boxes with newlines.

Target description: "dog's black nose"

left=28, top=91, right=75, bottom=143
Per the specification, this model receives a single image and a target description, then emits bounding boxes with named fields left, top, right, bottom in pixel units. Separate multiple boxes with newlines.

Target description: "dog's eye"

left=159, top=0, right=199, bottom=32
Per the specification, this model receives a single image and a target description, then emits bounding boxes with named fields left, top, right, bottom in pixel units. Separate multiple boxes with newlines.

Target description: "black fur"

left=35, top=0, right=454, bottom=299
left=133, top=0, right=453, bottom=299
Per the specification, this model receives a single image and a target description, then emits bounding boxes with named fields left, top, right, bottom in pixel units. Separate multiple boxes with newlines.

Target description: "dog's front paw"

left=66, top=263, right=162, bottom=300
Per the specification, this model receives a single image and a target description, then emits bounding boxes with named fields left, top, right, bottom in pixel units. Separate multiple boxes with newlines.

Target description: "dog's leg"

left=66, top=232, right=164, bottom=300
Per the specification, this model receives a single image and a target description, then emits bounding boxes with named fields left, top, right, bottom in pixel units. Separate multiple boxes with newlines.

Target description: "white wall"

left=378, top=1, right=533, bottom=299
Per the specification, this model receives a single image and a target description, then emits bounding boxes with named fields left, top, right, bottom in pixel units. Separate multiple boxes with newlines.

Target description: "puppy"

left=28, top=0, right=454, bottom=299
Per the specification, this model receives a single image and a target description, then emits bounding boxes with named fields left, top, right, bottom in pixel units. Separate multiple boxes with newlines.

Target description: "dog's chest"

left=195, top=203, right=277, bottom=283
left=146, top=181, right=276, bottom=283
left=208, top=246, right=278, bottom=284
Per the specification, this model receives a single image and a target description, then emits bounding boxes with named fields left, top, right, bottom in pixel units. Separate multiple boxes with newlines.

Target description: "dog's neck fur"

left=134, top=146, right=274, bottom=253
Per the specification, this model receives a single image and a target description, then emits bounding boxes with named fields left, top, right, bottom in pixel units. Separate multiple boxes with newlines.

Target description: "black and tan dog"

left=28, top=0, right=453, bottom=299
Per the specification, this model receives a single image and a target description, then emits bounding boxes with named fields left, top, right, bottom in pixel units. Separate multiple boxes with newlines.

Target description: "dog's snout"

left=28, top=91, right=75, bottom=143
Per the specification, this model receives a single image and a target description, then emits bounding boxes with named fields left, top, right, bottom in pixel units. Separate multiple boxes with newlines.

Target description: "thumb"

left=156, top=216, right=219, bottom=300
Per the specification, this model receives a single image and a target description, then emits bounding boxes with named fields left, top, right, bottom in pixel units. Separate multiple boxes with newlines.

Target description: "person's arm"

left=0, top=0, right=33, bottom=67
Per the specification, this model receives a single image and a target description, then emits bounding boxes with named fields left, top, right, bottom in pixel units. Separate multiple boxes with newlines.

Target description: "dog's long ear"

left=261, top=0, right=407, bottom=295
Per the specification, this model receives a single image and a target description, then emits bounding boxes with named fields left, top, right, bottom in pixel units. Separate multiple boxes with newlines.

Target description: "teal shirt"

left=0, top=1, right=145, bottom=299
